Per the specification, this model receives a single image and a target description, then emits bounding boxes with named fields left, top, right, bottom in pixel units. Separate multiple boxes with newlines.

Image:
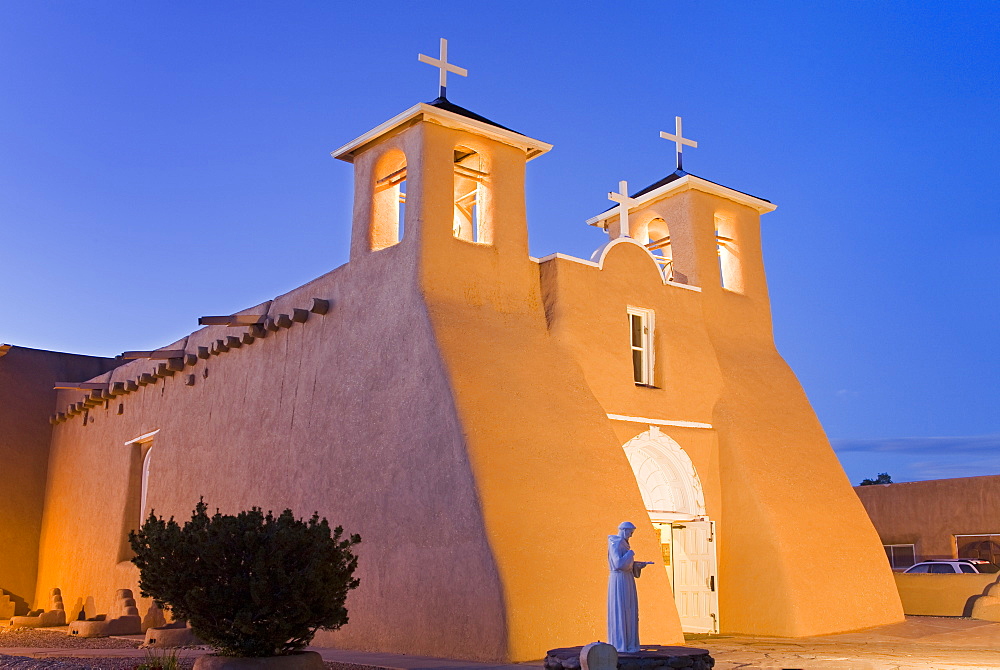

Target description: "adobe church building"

left=1, top=48, right=903, bottom=662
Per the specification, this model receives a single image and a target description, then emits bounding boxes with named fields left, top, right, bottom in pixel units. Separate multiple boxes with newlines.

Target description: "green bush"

left=129, top=500, right=360, bottom=658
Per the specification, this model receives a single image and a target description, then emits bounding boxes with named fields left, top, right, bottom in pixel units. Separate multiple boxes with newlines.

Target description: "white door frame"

left=623, top=426, right=719, bottom=633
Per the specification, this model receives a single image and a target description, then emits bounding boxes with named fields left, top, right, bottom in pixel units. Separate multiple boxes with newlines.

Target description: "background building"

left=856, top=476, right=1000, bottom=570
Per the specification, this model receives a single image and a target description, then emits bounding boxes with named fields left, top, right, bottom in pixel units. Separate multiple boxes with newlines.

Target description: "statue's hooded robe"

left=607, top=533, right=641, bottom=652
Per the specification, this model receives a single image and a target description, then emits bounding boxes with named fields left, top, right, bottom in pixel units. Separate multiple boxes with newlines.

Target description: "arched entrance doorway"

left=623, top=427, right=718, bottom=633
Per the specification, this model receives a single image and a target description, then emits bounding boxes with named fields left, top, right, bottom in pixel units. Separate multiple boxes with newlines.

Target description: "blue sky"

left=1, top=2, right=997, bottom=484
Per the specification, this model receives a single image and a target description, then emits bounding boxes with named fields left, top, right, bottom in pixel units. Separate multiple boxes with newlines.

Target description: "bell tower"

left=586, top=118, right=777, bottom=333
left=331, top=39, right=551, bottom=304
left=333, top=99, right=550, bottom=256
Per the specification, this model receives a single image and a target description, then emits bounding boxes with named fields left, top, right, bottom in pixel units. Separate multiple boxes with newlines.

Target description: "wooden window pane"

left=631, top=314, right=643, bottom=348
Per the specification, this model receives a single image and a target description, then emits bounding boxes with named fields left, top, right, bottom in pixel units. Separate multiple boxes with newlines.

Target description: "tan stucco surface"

left=35, top=257, right=511, bottom=660
left=893, top=572, right=997, bottom=616
left=411, top=124, right=683, bottom=657
left=32, top=119, right=684, bottom=662
left=856, top=476, right=1000, bottom=560
left=0, top=346, right=118, bottom=609
left=541, top=190, right=902, bottom=636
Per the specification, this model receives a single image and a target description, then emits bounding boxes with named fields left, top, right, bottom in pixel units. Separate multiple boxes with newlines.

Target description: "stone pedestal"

left=545, top=646, right=713, bottom=670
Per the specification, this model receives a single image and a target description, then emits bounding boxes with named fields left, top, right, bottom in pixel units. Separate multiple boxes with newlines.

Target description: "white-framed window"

left=140, top=445, right=155, bottom=521
left=118, top=429, right=159, bottom=562
left=883, top=544, right=916, bottom=570
left=627, top=307, right=655, bottom=386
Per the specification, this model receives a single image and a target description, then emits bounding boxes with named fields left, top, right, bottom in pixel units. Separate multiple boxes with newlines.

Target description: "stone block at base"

left=972, top=596, right=1000, bottom=621
left=144, top=622, right=204, bottom=647
left=68, top=614, right=141, bottom=637
left=970, top=582, right=1000, bottom=621
left=546, top=646, right=713, bottom=670
left=9, top=611, right=66, bottom=628
left=193, top=651, right=324, bottom=670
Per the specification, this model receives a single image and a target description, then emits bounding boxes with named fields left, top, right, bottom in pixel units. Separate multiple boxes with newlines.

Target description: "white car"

left=904, top=559, right=1000, bottom=574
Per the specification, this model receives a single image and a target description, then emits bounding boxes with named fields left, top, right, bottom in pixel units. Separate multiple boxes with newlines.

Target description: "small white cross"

left=659, top=116, right=698, bottom=171
left=418, top=38, right=468, bottom=99
left=608, top=181, right=639, bottom=239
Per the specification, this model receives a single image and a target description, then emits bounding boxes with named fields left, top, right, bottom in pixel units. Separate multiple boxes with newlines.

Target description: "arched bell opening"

left=643, top=218, right=674, bottom=282
left=371, top=149, right=408, bottom=251
left=714, top=213, right=743, bottom=292
left=452, top=146, right=492, bottom=244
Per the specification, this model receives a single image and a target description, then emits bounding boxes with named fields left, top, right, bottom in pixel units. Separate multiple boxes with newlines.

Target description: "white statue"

left=607, top=521, right=652, bottom=653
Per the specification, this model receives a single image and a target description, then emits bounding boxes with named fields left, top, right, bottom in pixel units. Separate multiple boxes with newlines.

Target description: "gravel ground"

left=0, top=629, right=141, bottom=650
left=0, top=631, right=387, bottom=670
left=0, top=656, right=138, bottom=670
left=0, top=657, right=357, bottom=670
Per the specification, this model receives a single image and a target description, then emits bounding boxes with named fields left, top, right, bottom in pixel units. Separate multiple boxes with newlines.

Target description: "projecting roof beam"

left=121, top=350, right=187, bottom=360
left=53, top=382, right=110, bottom=391
left=198, top=315, right=267, bottom=327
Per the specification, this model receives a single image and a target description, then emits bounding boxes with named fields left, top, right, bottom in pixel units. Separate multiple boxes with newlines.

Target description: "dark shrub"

left=129, top=500, right=360, bottom=657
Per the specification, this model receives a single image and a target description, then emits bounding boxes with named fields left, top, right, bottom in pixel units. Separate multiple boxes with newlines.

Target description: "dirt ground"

left=6, top=617, right=1000, bottom=670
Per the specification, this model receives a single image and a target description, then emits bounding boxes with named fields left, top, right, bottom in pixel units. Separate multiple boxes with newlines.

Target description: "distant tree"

left=859, top=472, right=893, bottom=486
left=129, top=500, right=360, bottom=658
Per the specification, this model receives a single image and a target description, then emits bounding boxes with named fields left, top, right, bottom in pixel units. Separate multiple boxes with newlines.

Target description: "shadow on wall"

left=66, top=596, right=98, bottom=622
left=1, top=588, right=30, bottom=617
left=143, top=602, right=167, bottom=631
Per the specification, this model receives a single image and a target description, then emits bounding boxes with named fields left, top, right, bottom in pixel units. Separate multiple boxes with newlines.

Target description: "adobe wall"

left=538, top=243, right=726, bottom=590
left=34, top=246, right=511, bottom=661
left=34, top=117, right=687, bottom=662
left=855, top=476, right=1000, bottom=559
left=678, top=189, right=901, bottom=635
left=404, top=121, right=684, bottom=659
left=0, top=346, right=118, bottom=609
left=538, top=187, right=903, bottom=636
left=892, top=572, right=996, bottom=616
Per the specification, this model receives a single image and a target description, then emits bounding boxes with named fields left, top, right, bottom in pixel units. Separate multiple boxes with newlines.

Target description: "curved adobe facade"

left=17, top=98, right=901, bottom=662
left=540, top=193, right=902, bottom=635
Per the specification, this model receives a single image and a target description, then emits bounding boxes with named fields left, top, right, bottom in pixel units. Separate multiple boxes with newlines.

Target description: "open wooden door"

left=671, top=520, right=718, bottom=633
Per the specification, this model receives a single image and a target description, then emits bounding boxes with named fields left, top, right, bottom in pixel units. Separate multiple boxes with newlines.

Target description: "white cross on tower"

left=608, top=180, right=639, bottom=239
left=659, top=116, right=699, bottom=171
left=418, top=38, right=468, bottom=99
